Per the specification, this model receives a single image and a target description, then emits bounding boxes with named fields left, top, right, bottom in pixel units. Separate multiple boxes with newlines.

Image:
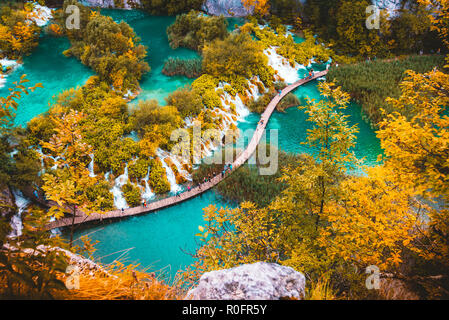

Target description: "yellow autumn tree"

left=242, top=0, right=270, bottom=17
left=41, top=110, right=107, bottom=246
left=321, top=165, right=424, bottom=271
left=377, top=69, right=449, bottom=267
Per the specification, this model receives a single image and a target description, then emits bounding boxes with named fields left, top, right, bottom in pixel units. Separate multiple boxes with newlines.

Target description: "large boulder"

left=186, top=262, right=306, bottom=300
left=202, top=0, right=253, bottom=17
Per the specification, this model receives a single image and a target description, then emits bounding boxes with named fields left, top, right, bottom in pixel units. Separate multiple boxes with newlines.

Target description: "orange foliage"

left=242, top=0, right=270, bottom=16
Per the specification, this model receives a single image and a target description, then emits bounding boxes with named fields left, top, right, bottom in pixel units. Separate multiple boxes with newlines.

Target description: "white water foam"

left=9, top=190, right=30, bottom=238
left=264, top=47, right=306, bottom=84
left=111, top=165, right=129, bottom=209
left=141, top=166, right=155, bottom=201
left=27, top=3, right=53, bottom=27
left=88, top=154, right=96, bottom=177
left=157, top=149, right=182, bottom=194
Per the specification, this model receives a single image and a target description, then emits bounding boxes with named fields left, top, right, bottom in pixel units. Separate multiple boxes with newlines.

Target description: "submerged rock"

left=202, top=0, right=253, bottom=17
left=186, top=262, right=306, bottom=300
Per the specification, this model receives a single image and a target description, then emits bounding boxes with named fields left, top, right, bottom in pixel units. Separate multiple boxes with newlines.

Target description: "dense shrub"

left=148, top=159, right=171, bottom=194
left=165, top=87, right=203, bottom=118
left=60, top=1, right=149, bottom=92
left=167, top=10, right=228, bottom=51
left=122, top=182, right=142, bottom=207
left=85, top=180, right=114, bottom=211
left=128, top=158, right=151, bottom=182
left=241, top=22, right=331, bottom=66
left=202, top=33, right=275, bottom=90
left=303, top=0, right=443, bottom=59
left=0, top=3, right=40, bottom=60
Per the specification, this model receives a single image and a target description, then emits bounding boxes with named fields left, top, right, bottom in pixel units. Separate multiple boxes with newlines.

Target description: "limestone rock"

left=202, top=0, right=253, bottom=17
left=186, top=262, right=306, bottom=300
left=80, top=0, right=141, bottom=9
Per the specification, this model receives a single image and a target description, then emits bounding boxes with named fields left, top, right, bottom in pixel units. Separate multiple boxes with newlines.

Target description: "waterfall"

left=88, top=154, right=96, bottom=177
left=264, top=47, right=306, bottom=84
left=142, top=167, right=155, bottom=201
left=8, top=190, right=30, bottom=238
left=157, top=150, right=181, bottom=194
left=111, top=165, right=129, bottom=209
left=49, top=216, right=61, bottom=236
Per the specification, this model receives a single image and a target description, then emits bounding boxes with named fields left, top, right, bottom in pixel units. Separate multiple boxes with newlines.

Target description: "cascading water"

left=8, top=190, right=30, bottom=238
left=264, top=47, right=306, bottom=84
left=111, top=165, right=129, bottom=209
left=142, top=167, right=155, bottom=201
left=157, top=150, right=182, bottom=194
left=88, top=153, right=96, bottom=177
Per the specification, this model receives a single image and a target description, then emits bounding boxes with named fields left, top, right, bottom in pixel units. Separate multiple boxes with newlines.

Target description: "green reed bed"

left=327, top=55, right=446, bottom=126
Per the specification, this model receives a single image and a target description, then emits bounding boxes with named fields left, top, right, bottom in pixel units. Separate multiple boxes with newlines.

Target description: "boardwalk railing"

left=44, top=70, right=328, bottom=231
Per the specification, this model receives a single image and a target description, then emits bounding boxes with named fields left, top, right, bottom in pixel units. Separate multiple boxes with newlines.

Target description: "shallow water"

left=102, top=9, right=198, bottom=106
left=0, top=35, right=94, bottom=126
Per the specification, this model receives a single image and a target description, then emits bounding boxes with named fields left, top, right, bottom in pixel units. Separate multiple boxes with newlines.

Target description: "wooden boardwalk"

left=44, top=71, right=328, bottom=231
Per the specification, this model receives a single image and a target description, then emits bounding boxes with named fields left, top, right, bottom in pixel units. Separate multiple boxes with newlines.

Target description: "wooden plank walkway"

left=44, top=70, right=328, bottom=231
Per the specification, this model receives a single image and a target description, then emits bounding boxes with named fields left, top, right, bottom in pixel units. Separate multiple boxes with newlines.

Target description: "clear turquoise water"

left=73, top=190, right=232, bottom=280
left=2, top=10, right=382, bottom=279
left=0, top=34, right=94, bottom=127
left=238, top=81, right=383, bottom=167
left=101, top=9, right=198, bottom=106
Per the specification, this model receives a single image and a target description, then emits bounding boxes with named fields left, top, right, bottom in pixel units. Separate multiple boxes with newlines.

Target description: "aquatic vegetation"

left=167, top=10, right=228, bottom=52
left=327, top=54, right=446, bottom=125
left=162, top=57, right=203, bottom=78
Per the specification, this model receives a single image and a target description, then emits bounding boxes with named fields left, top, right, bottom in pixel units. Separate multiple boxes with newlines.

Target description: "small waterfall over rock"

left=9, top=190, right=30, bottom=238
left=142, top=167, right=155, bottom=201
left=264, top=47, right=305, bottom=84
left=157, top=150, right=182, bottom=194
left=202, top=0, right=253, bottom=17
left=111, top=165, right=129, bottom=209
left=88, top=154, right=96, bottom=177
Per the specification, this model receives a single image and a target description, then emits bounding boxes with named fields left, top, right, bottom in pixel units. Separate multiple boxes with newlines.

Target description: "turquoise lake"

left=0, top=35, right=94, bottom=126
left=1, top=10, right=382, bottom=280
